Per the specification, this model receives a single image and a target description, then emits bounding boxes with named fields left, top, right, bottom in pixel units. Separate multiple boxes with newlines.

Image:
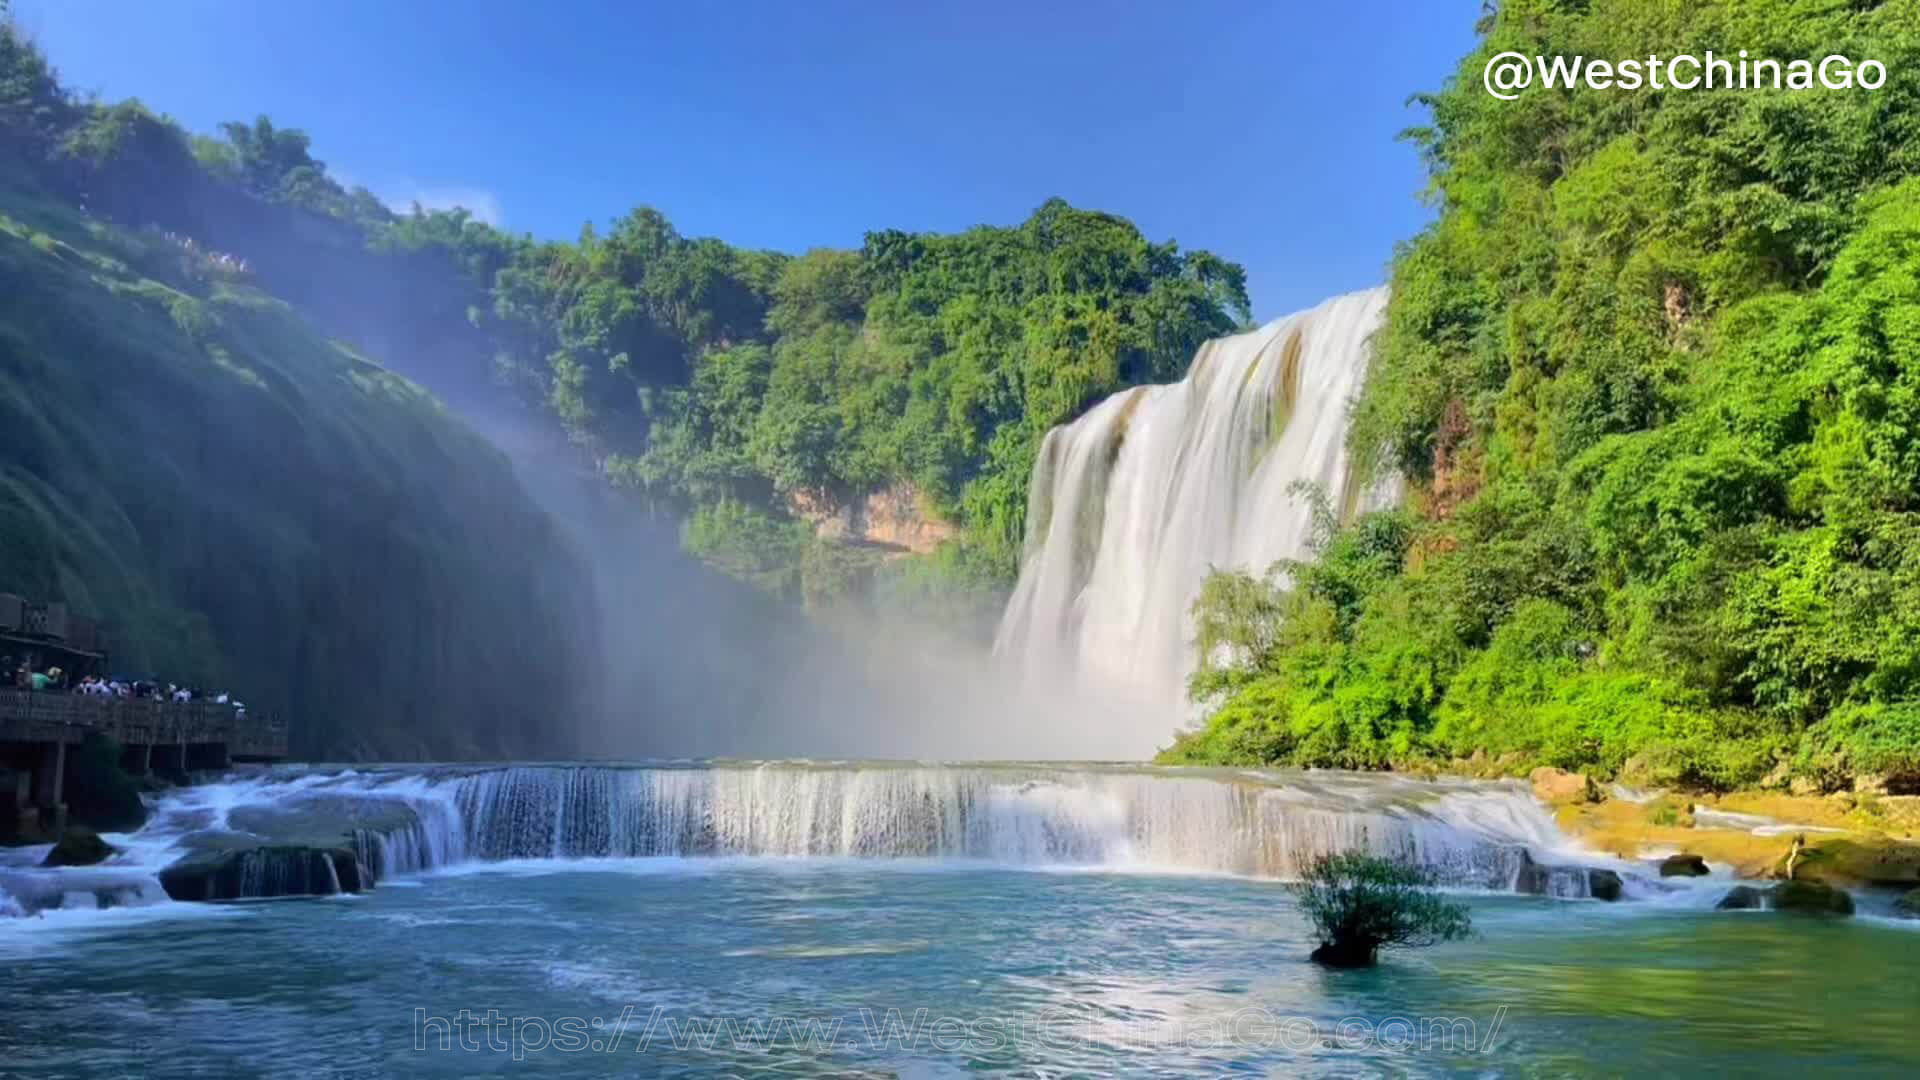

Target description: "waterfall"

left=994, top=288, right=1393, bottom=751
left=303, top=763, right=1553, bottom=887
left=3, top=762, right=1583, bottom=916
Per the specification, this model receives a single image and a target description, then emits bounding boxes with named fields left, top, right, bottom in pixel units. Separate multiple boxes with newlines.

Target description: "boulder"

left=1770, top=879, right=1854, bottom=916
left=1512, top=852, right=1624, bottom=900
left=1893, top=888, right=1920, bottom=920
left=41, top=826, right=115, bottom=867
left=1586, top=869, right=1624, bottom=901
left=1759, top=761, right=1791, bottom=791
left=1530, top=767, right=1598, bottom=805
left=1658, top=853, right=1711, bottom=878
left=1713, top=881, right=1853, bottom=914
left=159, top=844, right=372, bottom=902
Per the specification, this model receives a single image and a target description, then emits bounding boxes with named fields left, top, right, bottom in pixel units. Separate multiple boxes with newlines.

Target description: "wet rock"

left=1658, top=853, right=1711, bottom=878
left=1770, top=880, right=1854, bottom=916
left=328, top=847, right=368, bottom=893
left=1713, top=881, right=1852, bottom=914
left=158, top=844, right=371, bottom=902
left=1512, top=852, right=1624, bottom=900
left=41, top=826, right=115, bottom=867
left=1893, top=888, right=1920, bottom=920
left=1586, top=869, right=1624, bottom=901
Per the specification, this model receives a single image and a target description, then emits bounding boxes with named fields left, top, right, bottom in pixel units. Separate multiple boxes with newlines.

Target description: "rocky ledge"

left=151, top=791, right=413, bottom=902
left=1522, top=766, right=1920, bottom=918
left=1715, top=880, right=1855, bottom=915
left=159, top=845, right=370, bottom=902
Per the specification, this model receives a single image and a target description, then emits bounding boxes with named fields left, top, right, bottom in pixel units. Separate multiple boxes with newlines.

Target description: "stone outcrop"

left=158, top=844, right=370, bottom=902
left=1657, top=853, right=1711, bottom=877
left=1770, top=879, right=1855, bottom=915
left=1586, top=868, right=1624, bottom=901
left=41, top=826, right=115, bottom=867
left=788, top=483, right=958, bottom=555
left=1529, top=767, right=1600, bottom=805
left=1712, top=881, right=1854, bottom=915
left=1513, top=851, right=1626, bottom=901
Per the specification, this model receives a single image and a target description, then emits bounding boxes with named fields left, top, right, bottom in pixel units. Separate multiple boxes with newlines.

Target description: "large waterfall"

left=994, top=288, right=1392, bottom=752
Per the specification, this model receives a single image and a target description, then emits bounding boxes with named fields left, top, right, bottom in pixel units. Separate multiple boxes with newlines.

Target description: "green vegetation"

left=1165, top=0, right=1920, bottom=793
left=1291, top=852, right=1472, bottom=968
left=2, top=12, right=1250, bottom=609
left=0, top=121, right=595, bottom=759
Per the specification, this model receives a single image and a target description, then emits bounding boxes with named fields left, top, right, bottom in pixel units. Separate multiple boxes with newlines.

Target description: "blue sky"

left=14, top=1, right=1481, bottom=320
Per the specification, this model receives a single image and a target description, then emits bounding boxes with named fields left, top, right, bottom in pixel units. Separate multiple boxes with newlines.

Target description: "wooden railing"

left=0, top=688, right=288, bottom=759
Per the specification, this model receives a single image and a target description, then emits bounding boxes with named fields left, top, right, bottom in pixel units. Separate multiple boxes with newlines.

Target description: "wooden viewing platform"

left=1, top=689, right=289, bottom=837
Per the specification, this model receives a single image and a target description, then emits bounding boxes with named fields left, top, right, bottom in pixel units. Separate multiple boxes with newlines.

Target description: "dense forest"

left=1166, top=0, right=1920, bottom=793
left=0, top=148, right=597, bottom=759
left=2, top=5, right=1250, bottom=617
left=0, top=8, right=1251, bottom=756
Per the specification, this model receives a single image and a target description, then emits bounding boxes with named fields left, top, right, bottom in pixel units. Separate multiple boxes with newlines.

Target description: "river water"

left=3, top=763, right=1916, bottom=1076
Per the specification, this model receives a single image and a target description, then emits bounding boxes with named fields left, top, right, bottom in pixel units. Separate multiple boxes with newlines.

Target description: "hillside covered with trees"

left=1165, top=0, right=1920, bottom=793
left=0, top=167, right=597, bottom=759
left=2, top=6, right=1251, bottom=620
left=1, top=6, right=1255, bottom=756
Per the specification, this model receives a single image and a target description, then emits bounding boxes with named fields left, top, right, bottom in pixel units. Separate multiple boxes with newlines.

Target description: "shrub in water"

left=1291, top=852, right=1472, bottom=968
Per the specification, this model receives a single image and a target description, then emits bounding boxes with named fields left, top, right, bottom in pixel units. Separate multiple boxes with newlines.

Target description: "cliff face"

left=0, top=175, right=598, bottom=761
left=788, top=484, right=959, bottom=556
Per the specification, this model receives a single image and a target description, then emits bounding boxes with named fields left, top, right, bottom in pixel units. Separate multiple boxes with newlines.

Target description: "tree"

left=1291, top=852, right=1472, bottom=968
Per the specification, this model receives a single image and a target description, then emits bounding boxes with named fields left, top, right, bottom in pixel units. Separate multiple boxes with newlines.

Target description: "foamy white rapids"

left=2, top=762, right=1582, bottom=920
left=214, top=764, right=1562, bottom=884
left=994, top=288, right=1393, bottom=752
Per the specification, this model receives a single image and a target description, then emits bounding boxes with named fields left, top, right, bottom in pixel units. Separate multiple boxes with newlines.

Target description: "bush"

left=1290, top=851, right=1472, bottom=968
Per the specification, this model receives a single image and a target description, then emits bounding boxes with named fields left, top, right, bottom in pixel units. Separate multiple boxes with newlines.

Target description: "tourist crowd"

left=3, top=658, right=246, bottom=715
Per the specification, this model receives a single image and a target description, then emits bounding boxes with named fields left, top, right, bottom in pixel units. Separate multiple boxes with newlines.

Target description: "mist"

left=399, top=358, right=1160, bottom=763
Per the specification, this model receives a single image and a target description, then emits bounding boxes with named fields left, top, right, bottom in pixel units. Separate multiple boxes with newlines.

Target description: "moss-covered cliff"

left=0, top=171, right=596, bottom=759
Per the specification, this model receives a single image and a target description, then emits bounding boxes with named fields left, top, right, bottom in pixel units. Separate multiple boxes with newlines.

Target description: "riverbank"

left=1509, top=765, right=1920, bottom=900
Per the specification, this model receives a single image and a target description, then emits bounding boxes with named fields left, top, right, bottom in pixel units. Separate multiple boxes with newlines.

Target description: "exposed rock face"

left=1530, top=767, right=1599, bottom=805
left=788, top=484, right=958, bottom=555
left=1658, top=854, right=1711, bottom=878
left=41, top=826, right=115, bottom=867
left=158, top=845, right=370, bottom=902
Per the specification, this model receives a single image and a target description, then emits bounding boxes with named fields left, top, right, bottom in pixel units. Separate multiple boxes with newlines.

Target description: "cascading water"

left=994, top=288, right=1393, bottom=752
left=0, top=763, right=1568, bottom=905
